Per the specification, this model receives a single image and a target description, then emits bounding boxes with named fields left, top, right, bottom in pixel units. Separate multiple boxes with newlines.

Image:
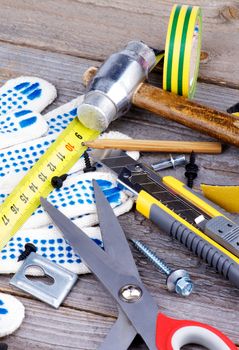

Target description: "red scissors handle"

left=156, top=313, right=237, bottom=350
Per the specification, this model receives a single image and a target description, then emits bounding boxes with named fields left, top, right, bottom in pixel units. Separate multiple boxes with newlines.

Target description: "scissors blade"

left=93, top=180, right=141, bottom=279
left=40, top=196, right=118, bottom=275
left=41, top=197, right=159, bottom=350
left=93, top=180, right=139, bottom=348
left=98, top=309, right=137, bottom=350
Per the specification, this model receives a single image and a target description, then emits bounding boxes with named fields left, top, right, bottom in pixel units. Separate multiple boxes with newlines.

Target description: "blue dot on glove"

left=0, top=300, right=8, bottom=315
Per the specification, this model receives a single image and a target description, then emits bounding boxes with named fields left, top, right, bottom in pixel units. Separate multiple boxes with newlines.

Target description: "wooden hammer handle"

left=83, top=67, right=239, bottom=147
left=133, top=83, right=239, bottom=147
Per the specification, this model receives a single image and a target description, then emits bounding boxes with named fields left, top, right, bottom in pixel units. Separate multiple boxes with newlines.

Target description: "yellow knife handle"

left=136, top=190, right=239, bottom=288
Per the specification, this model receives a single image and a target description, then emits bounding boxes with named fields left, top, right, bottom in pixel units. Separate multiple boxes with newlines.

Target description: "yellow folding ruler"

left=0, top=118, right=99, bottom=250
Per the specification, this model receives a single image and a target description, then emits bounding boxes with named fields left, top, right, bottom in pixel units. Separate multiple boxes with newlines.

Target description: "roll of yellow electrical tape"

left=163, top=4, right=202, bottom=98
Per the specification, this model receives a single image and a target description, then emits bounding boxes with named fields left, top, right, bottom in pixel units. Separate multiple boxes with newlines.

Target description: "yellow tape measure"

left=0, top=118, right=99, bottom=250
left=163, top=4, right=202, bottom=98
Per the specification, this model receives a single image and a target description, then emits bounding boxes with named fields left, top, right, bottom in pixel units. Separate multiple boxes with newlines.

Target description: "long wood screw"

left=131, top=239, right=193, bottom=297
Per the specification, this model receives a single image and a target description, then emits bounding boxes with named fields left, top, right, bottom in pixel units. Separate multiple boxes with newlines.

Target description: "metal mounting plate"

left=10, top=253, right=78, bottom=308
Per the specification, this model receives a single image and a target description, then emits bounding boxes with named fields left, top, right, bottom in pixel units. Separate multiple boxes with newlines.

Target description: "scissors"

left=40, top=180, right=237, bottom=350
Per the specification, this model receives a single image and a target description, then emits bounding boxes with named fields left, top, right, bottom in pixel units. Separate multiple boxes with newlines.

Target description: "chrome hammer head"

left=77, top=41, right=156, bottom=131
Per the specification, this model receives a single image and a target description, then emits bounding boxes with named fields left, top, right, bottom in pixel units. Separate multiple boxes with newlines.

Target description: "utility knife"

left=95, top=150, right=239, bottom=289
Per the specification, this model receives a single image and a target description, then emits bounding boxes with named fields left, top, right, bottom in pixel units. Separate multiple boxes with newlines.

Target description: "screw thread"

left=18, top=243, right=37, bottom=262
left=83, top=151, right=92, bottom=168
left=184, top=151, right=198, bottom=188
left=131, top=240, right=172, bottom=276
left=83, top=151, right=96, bottom=173
left=186, top=175, right=194, bottom=188
left=190, top=151, right=195, bottom=164
left=60, top=174, right=68, bottom=181
left=152, top=154, right=185, bottom=171
left=51, top=174, right=68, bottom=189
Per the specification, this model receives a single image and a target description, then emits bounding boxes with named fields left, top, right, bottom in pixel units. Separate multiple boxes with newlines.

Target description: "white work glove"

left=0, top=293, right=24, bottom=337
left=0, top=76, right=139, bottom=274
left=0, top=77, right=56, bottom=149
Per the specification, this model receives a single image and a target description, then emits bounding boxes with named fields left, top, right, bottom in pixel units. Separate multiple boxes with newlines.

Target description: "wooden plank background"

left=0, top=0, right=239, bottom=87
left=0, top=1, right=238, bottom=349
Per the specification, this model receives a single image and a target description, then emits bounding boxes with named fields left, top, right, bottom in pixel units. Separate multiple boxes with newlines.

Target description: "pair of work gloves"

left=0, top=76, right=139, bottom=276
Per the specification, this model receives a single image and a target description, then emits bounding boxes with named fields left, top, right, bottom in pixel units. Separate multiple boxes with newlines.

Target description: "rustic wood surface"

left=0, top=1, right=238, bottom=349
left=0, top=0, right=239, bottom=87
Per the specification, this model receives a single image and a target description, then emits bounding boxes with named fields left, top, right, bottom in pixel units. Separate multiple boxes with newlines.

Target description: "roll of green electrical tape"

left=163, top=4, right=202, bottom=99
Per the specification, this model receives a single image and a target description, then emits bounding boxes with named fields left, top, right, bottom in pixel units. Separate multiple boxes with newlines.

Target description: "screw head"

left=51, top=176, right=64, bottom=189
left=134, top=165, right=142, bottom=172
left=175, top=277, right=193, bottom=297
left=83, top=165, right=97, bottom=173
left=25, top=243, right=37, bottom=253
left=51, top=174, right=68, bottom=189
left=119, top=285, right=142, bottom=303
left=166, top=269, right=193, bottom=297
left=122, top=172, right=130, bottom=178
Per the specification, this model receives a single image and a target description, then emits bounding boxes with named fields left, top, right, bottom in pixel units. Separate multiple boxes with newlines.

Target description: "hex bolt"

left=131, top=239, right=193, bottom=297
left=151, top=154, right=186, bottom=171
left=18, top=243, right=37, bottom=262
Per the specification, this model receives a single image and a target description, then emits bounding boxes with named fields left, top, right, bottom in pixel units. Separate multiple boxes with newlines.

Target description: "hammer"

left=77, top=41, right=239, bottom=147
